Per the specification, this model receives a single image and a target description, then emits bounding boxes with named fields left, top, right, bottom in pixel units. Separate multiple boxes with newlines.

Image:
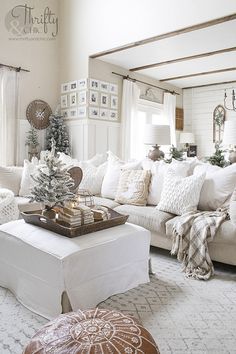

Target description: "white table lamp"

left=222, top=120, right=236, bottom=163
left=144, top=124, right=170, bottom=161
left=179, top=132, right=195, bottom=146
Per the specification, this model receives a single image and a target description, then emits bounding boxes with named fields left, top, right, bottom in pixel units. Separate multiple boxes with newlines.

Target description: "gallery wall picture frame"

left=89, top=90, right=99, bottom=106
left=109, top=110, right=118, bottom=121
left=78, top=106, right=87, bottom=118
left=100, top=93, right=109, bottom=108
left=61, top=95, right=68, bottom=108
left=78, top=79, right=87, bottom=90
left=110, top=83, right=118, bottom=94
left=110, top=95, right=118, bottom=110
left=100, top=81, right=110, bottom=92
left=89, top=107, right=100, bottom=119
left=69, top=108, right=78, bottom=119
left=61, top=109, right=70, bottom=119
left=89, top=78, right=100, bottom=91
left=70, top=80, right=78, bottom=91
left=70, top=92, right=77, bottom=106
left=61, top=83, right=70, bottom=94
left=100, top=108, right=109, bottom=120
left=78, top=90, right=87, bottom=105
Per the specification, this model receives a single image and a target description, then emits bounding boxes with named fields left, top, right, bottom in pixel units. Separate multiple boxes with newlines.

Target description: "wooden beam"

left=160, top=67, right=236, bottom=82
left=183, top=80, right=236, bottom=90
left=130, top=47, right=236, bottom=72
left=90, top=13, right=236, bottom=58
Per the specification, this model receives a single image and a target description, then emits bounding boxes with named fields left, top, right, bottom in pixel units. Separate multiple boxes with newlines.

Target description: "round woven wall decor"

left=26, top=99, right=52, bottom=130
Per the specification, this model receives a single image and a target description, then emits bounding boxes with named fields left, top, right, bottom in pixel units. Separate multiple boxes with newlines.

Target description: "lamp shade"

left=144, top=124, right=170, bottom=145
left=222, top=120, right=236, bottom=145
left=179, top=132, right=195, bottom=144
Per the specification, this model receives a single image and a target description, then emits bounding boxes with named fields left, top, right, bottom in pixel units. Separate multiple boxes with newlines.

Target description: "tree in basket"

left=25, top=126, right=39, bottom=160
left=31, top=139, right=75, bottom=211
left=46, top=114, right=71, bottom=155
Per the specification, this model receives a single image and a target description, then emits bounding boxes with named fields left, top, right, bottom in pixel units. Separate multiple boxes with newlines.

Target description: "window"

left=130, top=99, right=169, bottom=160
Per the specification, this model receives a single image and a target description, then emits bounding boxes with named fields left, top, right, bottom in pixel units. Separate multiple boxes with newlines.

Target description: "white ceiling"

left=92, top=16, right=236, bottom=89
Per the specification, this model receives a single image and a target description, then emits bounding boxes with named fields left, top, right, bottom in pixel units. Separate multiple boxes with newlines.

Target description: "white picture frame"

left=70, top=92, right=77, bottom=106
left=110, top=83, right=118, bottom=94
left=89, top=78, right=100, bottom=90
left=110, top=95, right=118, bottom=109
left=70, top=80, right=78, bottom=91
left=61, top=109, right=70, bottom=119
left=78, top=78, right=87, bottom=90
left=89, top=107, right=99, bottom=119
left=89, top=90, right=99, bottom=106
left=78, top=106, right=87, bottom=118
left=69, top=108, right=78, bottom=119
left=100, top=93, right=109, bottom=108
left=61, top=83, right=70, bottom=94
left=100, top=81, right=110, bottom=92
left=109, top=110, right=118, bottom=121
left=61, top=95, right=68, bottom=108
left=78, top=90, right=87, bottom=105
left=100, top=108, right=109, bottom=120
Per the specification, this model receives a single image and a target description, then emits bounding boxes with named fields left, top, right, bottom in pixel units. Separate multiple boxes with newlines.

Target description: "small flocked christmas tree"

left=25, top=126, right=39, bottom=148
left=46, top=114, right=71, bottom=155
left=31, top=139, right=75, bottom=209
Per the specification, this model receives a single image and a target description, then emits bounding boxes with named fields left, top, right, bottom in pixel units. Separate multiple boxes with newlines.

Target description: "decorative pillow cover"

left=19, top=158, right=39, bottom=197
left=78, top=161, right=108, bottom=195
left=0, top=166, right=23, bottom=196
left=194, top=163, right=236, bottom=210
left=115, top=170, right=151, bottom=206
left=157, top=169, right=205, bottom=215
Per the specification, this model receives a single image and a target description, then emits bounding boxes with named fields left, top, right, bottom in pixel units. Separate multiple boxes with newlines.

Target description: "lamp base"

left=148, top=145, right=164, bottom=161
left=229, top=151, right=236, bottom=164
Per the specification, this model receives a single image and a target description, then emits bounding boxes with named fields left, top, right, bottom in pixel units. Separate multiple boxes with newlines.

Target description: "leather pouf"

left=24, top=308, right=160, bottom=354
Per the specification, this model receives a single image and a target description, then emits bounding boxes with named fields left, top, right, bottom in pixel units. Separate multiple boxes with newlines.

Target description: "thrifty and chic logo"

left=5, top=4, right=59, bottom=39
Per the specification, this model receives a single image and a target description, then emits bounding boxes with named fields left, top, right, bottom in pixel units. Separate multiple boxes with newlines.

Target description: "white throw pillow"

left=86, top=153, right=107, bottom=167
left=142, top=159, right=191, bottom=205
left=78, top=161, right=108, bottom=195
left=0, top=166, right=23, bottom=196
left=195, top=163, right=236, bottom=211
left=157, top=169, right=205, bottom=215
left=19, top=159, right=39, bottom=197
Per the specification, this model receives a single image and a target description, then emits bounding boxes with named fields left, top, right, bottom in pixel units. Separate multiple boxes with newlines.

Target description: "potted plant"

left=25, top=126, right=39, bottom=160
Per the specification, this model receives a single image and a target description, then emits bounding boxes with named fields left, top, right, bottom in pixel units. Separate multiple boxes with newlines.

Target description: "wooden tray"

left=21, top=208, right=129, bottom=238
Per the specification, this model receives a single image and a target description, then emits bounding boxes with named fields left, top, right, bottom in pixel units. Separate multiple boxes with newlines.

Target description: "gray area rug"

left=0, top=247, right=235, bottom=354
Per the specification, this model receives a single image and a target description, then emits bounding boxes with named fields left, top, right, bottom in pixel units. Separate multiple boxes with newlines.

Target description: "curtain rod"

left=0, top=63, right=30, bottom=73
left=112, top=72, right=179, bottom=95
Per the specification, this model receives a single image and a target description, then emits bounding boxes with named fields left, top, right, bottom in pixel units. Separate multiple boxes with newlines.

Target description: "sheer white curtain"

left=121, top=79, right=140, bottom=160
left=0, top=68, right=19, bottom=166
left=163, top=92, right=176, bottom=146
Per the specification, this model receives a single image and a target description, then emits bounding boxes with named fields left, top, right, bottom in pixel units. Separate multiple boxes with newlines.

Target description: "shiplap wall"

left=183, top=83, right=236, bottom=158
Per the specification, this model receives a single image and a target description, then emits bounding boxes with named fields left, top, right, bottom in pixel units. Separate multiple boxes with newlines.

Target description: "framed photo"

left=70, top=92, right=77, bottom=106
left=78, top=106, right=87, bottom=118
left=78, top=90, right=87, bottom=105
left=100, top=81, right=110, bottom=92
left=61, top=109, right=70, bottom=119
left=78, top=78, right=87, bottom=90
left=89, top=90, right=99, bottom=106
left=69, top=108, right=78, bottom=119
left=89, top=107, right=99, bottom=119
left=109, top=110, right=118, bottom=121
left=187, top=145, right=197, bottom=157
left=110, top=83, right=118, bottom=94
left=100, top=108, right=109, bottom=120
left=89, top=78, right=100, bottom=90
left=61, top=95, right=68, bottom=108
left=70, top=80, right=78, bottom=91
left=110, top=95, right=118, bottom=109
left=61, top=83, right=70, bottom=94
left=100, top=93, right=109, bottom=108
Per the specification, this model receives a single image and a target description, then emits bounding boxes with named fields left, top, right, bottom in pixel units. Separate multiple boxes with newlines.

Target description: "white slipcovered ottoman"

left=0, top=220, right=150, bottom=319
left=0, top=188, right=19, bottom=224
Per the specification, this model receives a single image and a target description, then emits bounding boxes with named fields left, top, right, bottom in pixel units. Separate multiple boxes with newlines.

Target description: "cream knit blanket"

left=171, top=209, right=229, bottom=280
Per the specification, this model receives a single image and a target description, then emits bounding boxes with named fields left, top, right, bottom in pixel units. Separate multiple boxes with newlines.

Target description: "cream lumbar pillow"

left=157, top=169, right=205, bottom=215
left=115, top=170, right=151, bottom=206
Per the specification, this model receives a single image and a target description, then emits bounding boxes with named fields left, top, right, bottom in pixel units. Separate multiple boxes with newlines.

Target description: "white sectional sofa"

left=0, top=153, right=236, bottom=267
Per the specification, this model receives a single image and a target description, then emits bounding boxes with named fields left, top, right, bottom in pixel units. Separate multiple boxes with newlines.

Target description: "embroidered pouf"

left=23, top=308, right=160, bottom=354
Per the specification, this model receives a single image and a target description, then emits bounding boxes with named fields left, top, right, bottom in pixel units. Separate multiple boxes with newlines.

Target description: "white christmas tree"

left=46, top=114, right=71, bottom=155
left=31, top=139, right=75, bottom=209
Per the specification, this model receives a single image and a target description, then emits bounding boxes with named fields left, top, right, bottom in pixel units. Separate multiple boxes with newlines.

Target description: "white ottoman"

left=0, top=188, right=19, bottom=224
left=0, top=220, right=150, bottom=319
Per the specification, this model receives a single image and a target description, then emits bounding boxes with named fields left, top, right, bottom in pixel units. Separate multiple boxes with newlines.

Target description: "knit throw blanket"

left=171, top=209, right=229, bottom=280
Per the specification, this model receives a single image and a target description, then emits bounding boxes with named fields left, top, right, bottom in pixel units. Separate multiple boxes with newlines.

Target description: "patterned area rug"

left=0, top=247, right=236, bottom=354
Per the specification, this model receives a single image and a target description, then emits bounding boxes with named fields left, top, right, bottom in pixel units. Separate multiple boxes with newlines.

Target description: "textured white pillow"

left=78, top=161, right=108, bottom=195
left=0, top=166, right=23, bottom=196
left=142, top=159, right=191, bottom=205
left=19, top=159, right=39, bottom=197
left=157, top=169, right=205, bottom=215
left=86, top=153, right=107, bottom=167
left=195, top=163, right=236, bottom=211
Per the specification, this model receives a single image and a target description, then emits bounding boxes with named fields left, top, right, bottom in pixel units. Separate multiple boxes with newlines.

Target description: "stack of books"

left=91, top=206, right=111, bottom=221
left=58, top=205, right=94, bottom=227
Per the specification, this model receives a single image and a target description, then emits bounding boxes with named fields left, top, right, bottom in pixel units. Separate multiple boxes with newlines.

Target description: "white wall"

left=183, top=83, right=236, bottom=158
